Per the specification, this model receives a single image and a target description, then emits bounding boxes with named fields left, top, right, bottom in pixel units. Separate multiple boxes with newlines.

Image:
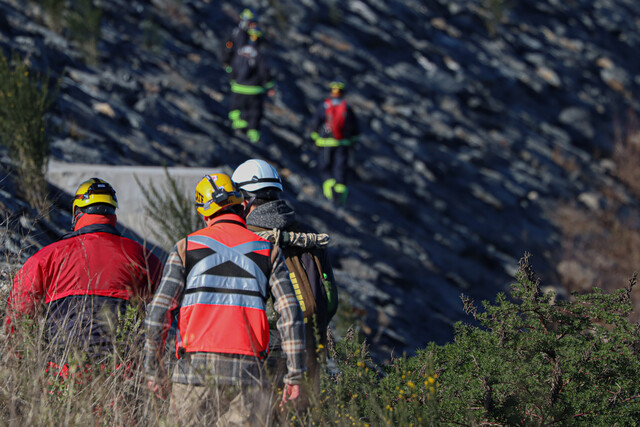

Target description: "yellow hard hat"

left=72, top=178, right=118, bottom=218
left=329, top=80, right=346, bottom=91
left=195, top=173, right=244, bottom=217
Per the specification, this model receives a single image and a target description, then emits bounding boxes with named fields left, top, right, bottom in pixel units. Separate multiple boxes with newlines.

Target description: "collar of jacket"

left=73, top=213, right=117, bottom=231
left=207, top=212, right=246, bottom=228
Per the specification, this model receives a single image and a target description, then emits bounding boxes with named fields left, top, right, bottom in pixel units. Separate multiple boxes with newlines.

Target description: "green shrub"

left=284, top=327, right=440, bottom=426
left=141, top=18, right=165, bottom=52
left=482, top=0, right=509, bottom=38
left=0, top=52, right=56, bottom=213
left=429, top=253, right=640, bottom=425
left=37, top=0, right=66, bottom=33
left=134, top=167, right=201, bottom=250
left=66, top=0, right=102, bottom=64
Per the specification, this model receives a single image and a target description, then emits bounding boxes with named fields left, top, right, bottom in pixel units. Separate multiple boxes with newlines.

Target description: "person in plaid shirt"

left=143, top=173, right=305, bottom=426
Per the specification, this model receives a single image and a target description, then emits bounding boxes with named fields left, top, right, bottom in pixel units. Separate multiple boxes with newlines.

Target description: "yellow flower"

left=401, top=374, right=406, bottom=380
left=429, top=386, right=435, bottom=393
left=428, top=376, right=435, bottom=384
left=407, top=381, right=415, bottom=388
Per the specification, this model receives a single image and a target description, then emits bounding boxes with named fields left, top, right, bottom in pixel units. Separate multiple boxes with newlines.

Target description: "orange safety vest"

left=176, top=214, right=272, bottom=359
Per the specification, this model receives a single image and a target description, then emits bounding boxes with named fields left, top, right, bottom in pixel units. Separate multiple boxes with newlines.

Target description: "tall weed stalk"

left=0, top=52, right=56, bottom=213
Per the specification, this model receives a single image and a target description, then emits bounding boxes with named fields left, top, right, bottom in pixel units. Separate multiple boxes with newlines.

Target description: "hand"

left=147, top=378, right=170, bottom=400
left=280, top=384, right=300, bottom=411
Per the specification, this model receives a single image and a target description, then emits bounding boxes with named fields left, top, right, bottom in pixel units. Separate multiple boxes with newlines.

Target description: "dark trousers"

left=319, top=146, right=349, bottom=184
left=45, top=296, right=128, bottom=361
left=230, top=92, right=264, bottom=130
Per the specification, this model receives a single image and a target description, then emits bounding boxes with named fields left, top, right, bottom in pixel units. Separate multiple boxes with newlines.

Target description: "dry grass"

left=613, top=111, right=640, bottom=198
left=552, top=111, right=640, bottom=320
left=0, top=270, right=168, bottom=425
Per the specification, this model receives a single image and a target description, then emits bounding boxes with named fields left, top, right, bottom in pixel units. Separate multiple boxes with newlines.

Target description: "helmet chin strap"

left=242, top=193, right=257, bottom=218
left=71, top=211, right=84, bottom=228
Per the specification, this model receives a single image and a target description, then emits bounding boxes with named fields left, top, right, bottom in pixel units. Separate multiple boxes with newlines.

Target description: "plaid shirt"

left=143, top=233, right=306, bottom=386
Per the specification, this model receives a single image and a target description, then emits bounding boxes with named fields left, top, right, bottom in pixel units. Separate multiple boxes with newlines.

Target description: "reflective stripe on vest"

left=231, top=80, right=267, bottom=95
left=177, top=228, right=272, bottom=358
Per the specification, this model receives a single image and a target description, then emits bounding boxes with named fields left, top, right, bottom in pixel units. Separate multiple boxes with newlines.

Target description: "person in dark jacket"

left=232, top=159, right=338, bottom=403
left=5, top=178, right=163, bottom=361
left=310, top=80, right=360, bottom=205
left=228, top=26, right=274, bottom=144
left=221, top=8, right=258, bottom=72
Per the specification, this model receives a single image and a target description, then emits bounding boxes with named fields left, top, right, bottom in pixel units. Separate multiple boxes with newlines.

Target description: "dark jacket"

left=245, top=200, right=337, bottom=334
left=230, top=43, right=273, bottom=92
left=221, top=26, right=249, bottom=66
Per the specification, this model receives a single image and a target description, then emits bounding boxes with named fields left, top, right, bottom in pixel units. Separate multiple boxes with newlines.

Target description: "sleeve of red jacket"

left=138, top=250, right=165, bottom=304
left=4, top=255, right=46, bottom=332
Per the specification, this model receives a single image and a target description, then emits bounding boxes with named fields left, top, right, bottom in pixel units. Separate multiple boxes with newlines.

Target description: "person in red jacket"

left=310, top=80, right=360, bottom=205
left=5, top=178, right=163, bottom=361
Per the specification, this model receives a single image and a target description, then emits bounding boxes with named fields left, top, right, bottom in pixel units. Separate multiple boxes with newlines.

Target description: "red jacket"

left=5, top=214, right=163, bottom=330
left=177, top=213, right=272, bottom=358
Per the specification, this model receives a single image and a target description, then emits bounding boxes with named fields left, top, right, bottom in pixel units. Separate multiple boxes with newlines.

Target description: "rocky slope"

left=1, top=0, right=640, bottom=361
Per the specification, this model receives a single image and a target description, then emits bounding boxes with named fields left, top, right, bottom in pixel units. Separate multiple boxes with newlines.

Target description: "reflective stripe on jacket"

left=177, top=214, right=273, bottom=358
left=314, top=137, right=354, bottom=147
left=230, top=80, right=274, bottom=95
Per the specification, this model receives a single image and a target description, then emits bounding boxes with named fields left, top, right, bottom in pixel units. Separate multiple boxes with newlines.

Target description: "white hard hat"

left=232, top=159, right=283, bottom=193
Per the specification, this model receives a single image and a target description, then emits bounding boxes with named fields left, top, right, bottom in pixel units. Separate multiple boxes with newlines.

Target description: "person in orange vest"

left=310, top=80, right=360, bottom=205
left=5, top=178, right=163, bottom=361
left=143, top=173, right=305, bottom=425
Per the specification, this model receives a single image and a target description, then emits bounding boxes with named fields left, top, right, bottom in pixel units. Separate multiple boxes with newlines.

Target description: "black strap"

left=60, top=223, right=121, bottom=240
left=235, top=177, right=280, bottom=187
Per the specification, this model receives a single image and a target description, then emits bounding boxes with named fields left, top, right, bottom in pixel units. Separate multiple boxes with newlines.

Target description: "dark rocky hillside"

left=1, top=0, right=640, bottom=361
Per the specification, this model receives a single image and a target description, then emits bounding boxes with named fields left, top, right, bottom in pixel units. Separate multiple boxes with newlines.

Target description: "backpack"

left=285, top=249, right=332, bottom=330
left=323, top=99, right=348, bottom=140
left=252, top=226, right=338, bottom=333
